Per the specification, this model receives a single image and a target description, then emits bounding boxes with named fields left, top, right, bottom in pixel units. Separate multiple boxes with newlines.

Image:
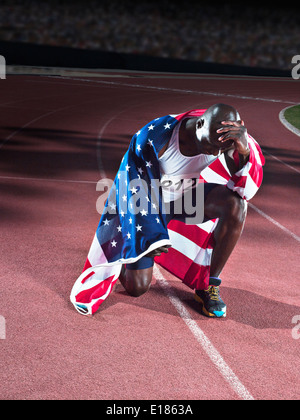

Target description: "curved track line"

left=279, top=106, right=300, bottom=137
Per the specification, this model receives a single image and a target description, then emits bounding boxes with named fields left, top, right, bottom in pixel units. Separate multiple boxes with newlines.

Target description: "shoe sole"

left=194, top=293, right=227, bottom=318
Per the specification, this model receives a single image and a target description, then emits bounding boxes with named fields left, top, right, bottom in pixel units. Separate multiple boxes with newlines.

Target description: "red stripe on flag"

left=167, top=220, right=216, bottom=249
left=156, top=247, right=210, bottom=290
left=91, top=278, right=119, bottom=314
left=76, top=275, right=115, bottom=304
left=248, top=161, right=263, bottom=188
left=230, top=174, right=248, bottom=188
left=206, top=158, right=231, bottom=180
left=82, top=258, right=92, bottom=273
left=175, top=109, right=206, bottom=121
left=156, top=246, right=192, bottom=280
left=81, top=269, right=95, bottom=285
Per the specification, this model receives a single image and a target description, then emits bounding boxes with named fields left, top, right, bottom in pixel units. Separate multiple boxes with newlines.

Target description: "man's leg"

left=203, top=185, right=247, bottom=277
left=119, top=265, right=153, bottom=297
left=119, top=246, right=170, bottom=297
left=194, top=185, right=247, bottom=317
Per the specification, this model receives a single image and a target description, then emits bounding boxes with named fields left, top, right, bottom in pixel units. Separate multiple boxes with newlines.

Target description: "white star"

left=117, top=225, right=122, bottom=232
left=156, top=217, right=160, bottom=224
left=148, top=124, right=155, bottom=131
left=109, top=202, right=116, bottom=210
left=146, top=161, right=153, bottom=168
left=126, top=232, right=131, bottom=239
left=152, top=203, right=157, bottom=210
left=137, top=167, right=144, bottom=175
left=164, top=123, right=171, bottom=130
left=125, top=164, right=131, bottom=172
left=129, top=217, right=133, bottom=224
left=120, top=210, right=125, bottom=218
left=136, top=144, right=141, bottom=152
left=136, top=225, right=142, bottom=232
left=111, top=240, right=117, bottom=247
left=140, top=209, right=148, bottom=216
left=122, top=194, right=127, bottom=202
left=130, top=186, right=138, bottom=194
left=145, top=196, right=150, bottom=202
left=136, top=130, right=141, bottom=136
left=147, top=139, right=154, bottom=147
left=103, top=219, right=110, bottom=226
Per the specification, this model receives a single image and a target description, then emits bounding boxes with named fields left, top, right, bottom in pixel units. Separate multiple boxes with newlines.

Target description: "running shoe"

left=194, top=277, right=226, bottom=318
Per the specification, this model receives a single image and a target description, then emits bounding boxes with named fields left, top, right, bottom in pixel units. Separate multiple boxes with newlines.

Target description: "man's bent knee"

left=204, top=186, right=247, bottom=223
left=224, top=192, right=247, bottom=224
left=124, top=268, right=152, bottom=297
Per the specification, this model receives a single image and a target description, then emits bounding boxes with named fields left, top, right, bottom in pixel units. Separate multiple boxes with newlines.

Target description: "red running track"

left=0, top=70, right=299, bottom=400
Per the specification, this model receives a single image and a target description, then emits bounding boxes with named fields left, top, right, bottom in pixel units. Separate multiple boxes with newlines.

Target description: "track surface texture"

left=0, top=70, right=299, bottom=400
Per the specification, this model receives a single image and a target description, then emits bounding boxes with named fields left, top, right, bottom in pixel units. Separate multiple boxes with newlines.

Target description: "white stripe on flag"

left=87, top=234, right=108, bottom=266
left=201, top=166, right=229, bottom=185
left=169, top=230, right=213, bottom=266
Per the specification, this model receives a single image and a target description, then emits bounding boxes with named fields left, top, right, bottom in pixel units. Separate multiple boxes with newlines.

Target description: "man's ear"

left=196, top=118, right=204, bottom=129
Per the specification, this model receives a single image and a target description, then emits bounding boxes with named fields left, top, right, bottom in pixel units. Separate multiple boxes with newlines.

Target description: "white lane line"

left=153, top=265, right=255, bottom=401
left=45, top=76, right=298, bottom=105
left=262, top=148, right=300, bottom=175
left=249, top=203, right=300, bottom=243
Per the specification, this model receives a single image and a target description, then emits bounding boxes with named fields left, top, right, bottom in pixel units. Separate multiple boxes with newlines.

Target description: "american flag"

left=70, top=109, right=265, bottom=315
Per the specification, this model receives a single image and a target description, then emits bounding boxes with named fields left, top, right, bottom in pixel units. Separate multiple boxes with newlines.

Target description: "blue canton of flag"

left=96, top=114, right=179, bottom=264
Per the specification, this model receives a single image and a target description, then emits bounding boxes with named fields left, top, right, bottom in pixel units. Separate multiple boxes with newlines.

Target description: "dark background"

left=0, top=0, right=299, bottom=76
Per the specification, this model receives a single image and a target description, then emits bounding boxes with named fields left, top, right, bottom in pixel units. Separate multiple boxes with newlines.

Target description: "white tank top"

left=159, top=121, right=219, bottom=202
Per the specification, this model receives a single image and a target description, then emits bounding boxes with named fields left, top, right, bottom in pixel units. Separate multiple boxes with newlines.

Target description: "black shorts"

left=126, top=183, right=219, bottom=270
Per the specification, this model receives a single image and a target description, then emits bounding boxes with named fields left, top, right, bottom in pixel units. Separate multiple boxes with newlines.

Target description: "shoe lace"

left=207, top=285, right=220, bottom=301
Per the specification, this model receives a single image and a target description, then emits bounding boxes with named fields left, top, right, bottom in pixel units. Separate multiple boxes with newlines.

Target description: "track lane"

left=0, top=73, right=299, bottom=400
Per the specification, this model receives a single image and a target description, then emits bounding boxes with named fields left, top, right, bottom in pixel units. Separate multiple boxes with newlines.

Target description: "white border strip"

left=279, top=105, right=300, bottom=137
left=154, top=265, right=255, bottom=401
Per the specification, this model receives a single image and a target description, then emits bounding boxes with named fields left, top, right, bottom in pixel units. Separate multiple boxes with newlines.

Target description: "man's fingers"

left=217, top=126, right=241, bottom=134
left=147, top=245, right=170, bottom=257
left=218, top=133, right=237, bottom=142
left=220, top=120, right=243, bottom=128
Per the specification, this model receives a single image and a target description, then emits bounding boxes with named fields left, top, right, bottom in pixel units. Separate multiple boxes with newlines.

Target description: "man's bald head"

left=195, top=103, right=241, bottom=155
left=204, top=103, right=240, bottom=127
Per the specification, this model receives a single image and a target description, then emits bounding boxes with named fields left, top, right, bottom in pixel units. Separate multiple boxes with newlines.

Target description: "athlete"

left=71, top=103, right=264, bottom=317
left=119, top=103, right=255, bottom=318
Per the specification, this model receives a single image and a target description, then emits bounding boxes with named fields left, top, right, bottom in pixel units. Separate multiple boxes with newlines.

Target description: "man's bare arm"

left=218, top=120, right=250, bottom=175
